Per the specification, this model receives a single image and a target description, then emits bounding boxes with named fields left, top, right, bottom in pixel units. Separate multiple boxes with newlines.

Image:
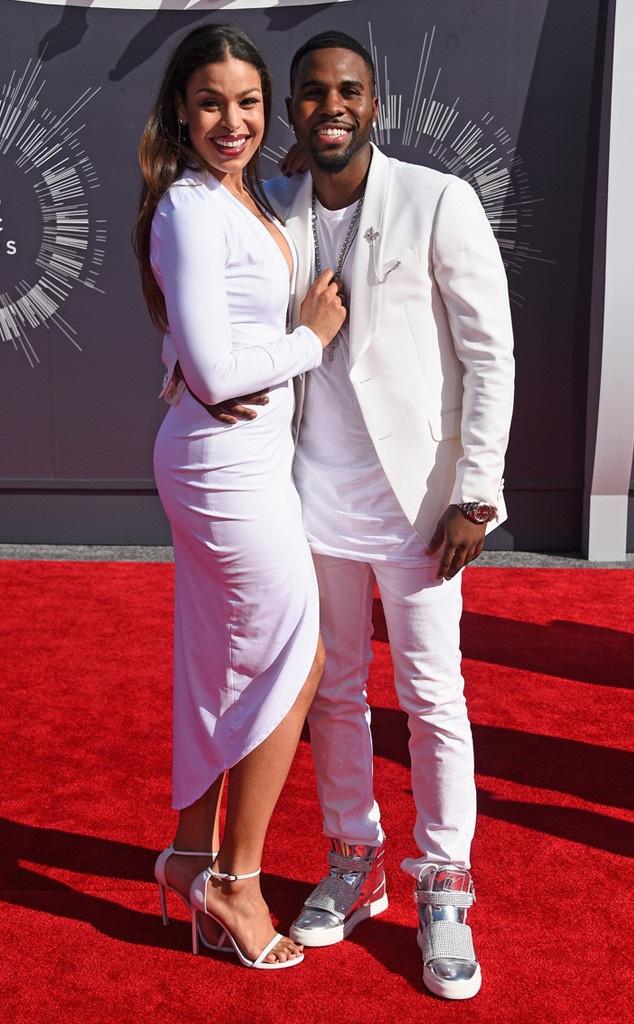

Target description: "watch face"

left=472, top=505, right=492, bottom=523
left=459, top=502, right=495, bottom=523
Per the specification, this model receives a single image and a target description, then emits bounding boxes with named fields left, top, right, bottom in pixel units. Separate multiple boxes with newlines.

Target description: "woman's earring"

left=177, top=119, right=184, bottom=144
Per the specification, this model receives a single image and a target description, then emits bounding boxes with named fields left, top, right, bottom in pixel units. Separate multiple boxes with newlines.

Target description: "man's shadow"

left=368, top=596, right=633, bottom=858
left=372, top=595, right=634, bottom=689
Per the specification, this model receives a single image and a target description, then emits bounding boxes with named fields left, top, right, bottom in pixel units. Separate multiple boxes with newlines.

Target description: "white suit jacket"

left=265, top=145, right=515, bottom=544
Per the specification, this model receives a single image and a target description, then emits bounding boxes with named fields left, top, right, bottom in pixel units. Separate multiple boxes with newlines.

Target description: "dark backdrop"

left=0, top=0, right=613, bottom=549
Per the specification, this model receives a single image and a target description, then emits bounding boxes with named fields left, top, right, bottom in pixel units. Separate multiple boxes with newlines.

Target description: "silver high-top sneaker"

left=415, top=863, right=481, bottom=1000
left=290, top=839, right=388, bottom=946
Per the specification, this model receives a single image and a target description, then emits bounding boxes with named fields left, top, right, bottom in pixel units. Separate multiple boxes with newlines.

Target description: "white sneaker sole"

left=423, top=962, right=482, bottom=1000
left=417, top=928, right=482, bottom=1000
left=290, top=892, right=389, bottom=947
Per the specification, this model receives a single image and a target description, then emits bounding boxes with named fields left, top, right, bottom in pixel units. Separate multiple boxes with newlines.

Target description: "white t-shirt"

left=294, top=197, right=429, bottom=565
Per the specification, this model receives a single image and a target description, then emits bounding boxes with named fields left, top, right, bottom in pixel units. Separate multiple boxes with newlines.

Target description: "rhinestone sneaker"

left=415, top=863, right=481, bottom=1000
left=290, top=839, right=388, bottom=947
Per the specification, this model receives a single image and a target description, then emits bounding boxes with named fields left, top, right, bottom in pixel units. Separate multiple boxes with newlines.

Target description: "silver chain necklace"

left=311, top=187, right=364, bottom=358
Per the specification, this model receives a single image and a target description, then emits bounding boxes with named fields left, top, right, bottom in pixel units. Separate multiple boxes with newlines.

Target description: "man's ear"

left=285, top=96, right=294, bottom=130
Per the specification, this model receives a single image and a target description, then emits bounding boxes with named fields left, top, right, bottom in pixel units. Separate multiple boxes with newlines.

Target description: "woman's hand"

left=299, top=270, right=347, bottom=349
left=279, top=143, right=310, bottom=177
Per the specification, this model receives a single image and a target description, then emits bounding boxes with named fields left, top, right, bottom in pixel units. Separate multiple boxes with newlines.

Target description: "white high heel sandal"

left=189, top=867, right=305, bottom=970
left=154, top=847, right=235, bottom=954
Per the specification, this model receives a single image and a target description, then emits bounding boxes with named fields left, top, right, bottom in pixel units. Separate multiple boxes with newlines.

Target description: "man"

left=260, top=30, right=515, bottom=1001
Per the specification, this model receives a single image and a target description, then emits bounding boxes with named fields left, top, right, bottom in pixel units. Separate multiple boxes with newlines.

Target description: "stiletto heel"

left=154, top=847, right=235, bottom=954
left=158, top=875, right=169, bottom=926
left=154, top=846, right=214, bottom=924
left=190, top=867, right=304, bottom=970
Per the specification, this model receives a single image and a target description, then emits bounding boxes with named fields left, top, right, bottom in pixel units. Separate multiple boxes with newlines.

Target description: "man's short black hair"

left=289, top=31, right=377, bottom=93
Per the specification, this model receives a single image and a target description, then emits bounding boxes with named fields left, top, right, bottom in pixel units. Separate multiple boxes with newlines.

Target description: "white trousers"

left=309, top=554, right=476, bottom=878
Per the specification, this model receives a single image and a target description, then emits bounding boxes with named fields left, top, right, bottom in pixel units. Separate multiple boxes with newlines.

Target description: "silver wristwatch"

left=454, top=502, right=498, bottom=525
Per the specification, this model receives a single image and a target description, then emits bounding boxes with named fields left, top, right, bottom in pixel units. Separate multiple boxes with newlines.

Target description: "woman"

left=134, top=24, right=344, bottom=970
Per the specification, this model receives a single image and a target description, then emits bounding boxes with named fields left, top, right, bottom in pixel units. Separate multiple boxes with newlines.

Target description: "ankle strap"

left=208, top=867, right=261, bottom=882
left=170, top=847, right=217, bottom=857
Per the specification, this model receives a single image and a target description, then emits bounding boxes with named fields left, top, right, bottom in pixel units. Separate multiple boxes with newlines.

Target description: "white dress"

left=151, top=170, right=323, bottom=810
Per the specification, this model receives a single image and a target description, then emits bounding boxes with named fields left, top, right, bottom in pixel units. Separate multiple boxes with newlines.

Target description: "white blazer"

left=265, top=145, right=515, bottom=545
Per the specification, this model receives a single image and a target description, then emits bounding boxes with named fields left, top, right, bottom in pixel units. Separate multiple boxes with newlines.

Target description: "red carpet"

left=1, top=561, right=633, bottom=1023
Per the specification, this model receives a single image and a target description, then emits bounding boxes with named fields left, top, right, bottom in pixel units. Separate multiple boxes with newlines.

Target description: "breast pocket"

left=377, top=247, right=420, bottom=290
left=427, top=408, right=462, bottom=442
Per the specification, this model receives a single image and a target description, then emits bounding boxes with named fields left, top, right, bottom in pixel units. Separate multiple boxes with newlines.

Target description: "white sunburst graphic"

left=367, top=22, right=548, bottom=305
left=0, top=57, right=106, bottom=366
left=264, top=22, right=549, bottom=307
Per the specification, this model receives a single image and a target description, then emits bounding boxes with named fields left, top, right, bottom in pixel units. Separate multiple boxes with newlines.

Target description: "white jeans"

left=309, top=553, right=476, bottom=878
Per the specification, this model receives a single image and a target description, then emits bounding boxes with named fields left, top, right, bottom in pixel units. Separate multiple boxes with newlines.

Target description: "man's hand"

left=425, top=505, right=487, bottom=580
left=205, top=391, right=269, bottom=424
left=172, top=361, right=269, bottom=423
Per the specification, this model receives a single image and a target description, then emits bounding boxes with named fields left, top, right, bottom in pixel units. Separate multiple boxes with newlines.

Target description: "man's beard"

left=306, top=126, right=372, bottom=175
left=311, top=148, right=355, bottom=173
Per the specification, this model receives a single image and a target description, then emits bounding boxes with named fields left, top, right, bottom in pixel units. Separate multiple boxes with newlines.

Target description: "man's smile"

left=314, top=124, right=353, bottom=140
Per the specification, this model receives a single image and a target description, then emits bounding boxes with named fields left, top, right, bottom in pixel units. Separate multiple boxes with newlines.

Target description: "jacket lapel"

left=284, top=173, right=314, bottom=328
left=348, top=145, right=390, bottom=366
left=284, top=146, right=390, bottom=365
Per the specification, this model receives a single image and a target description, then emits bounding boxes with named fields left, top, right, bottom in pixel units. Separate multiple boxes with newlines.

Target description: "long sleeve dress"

left=151, top=169, right=323, bottom=810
